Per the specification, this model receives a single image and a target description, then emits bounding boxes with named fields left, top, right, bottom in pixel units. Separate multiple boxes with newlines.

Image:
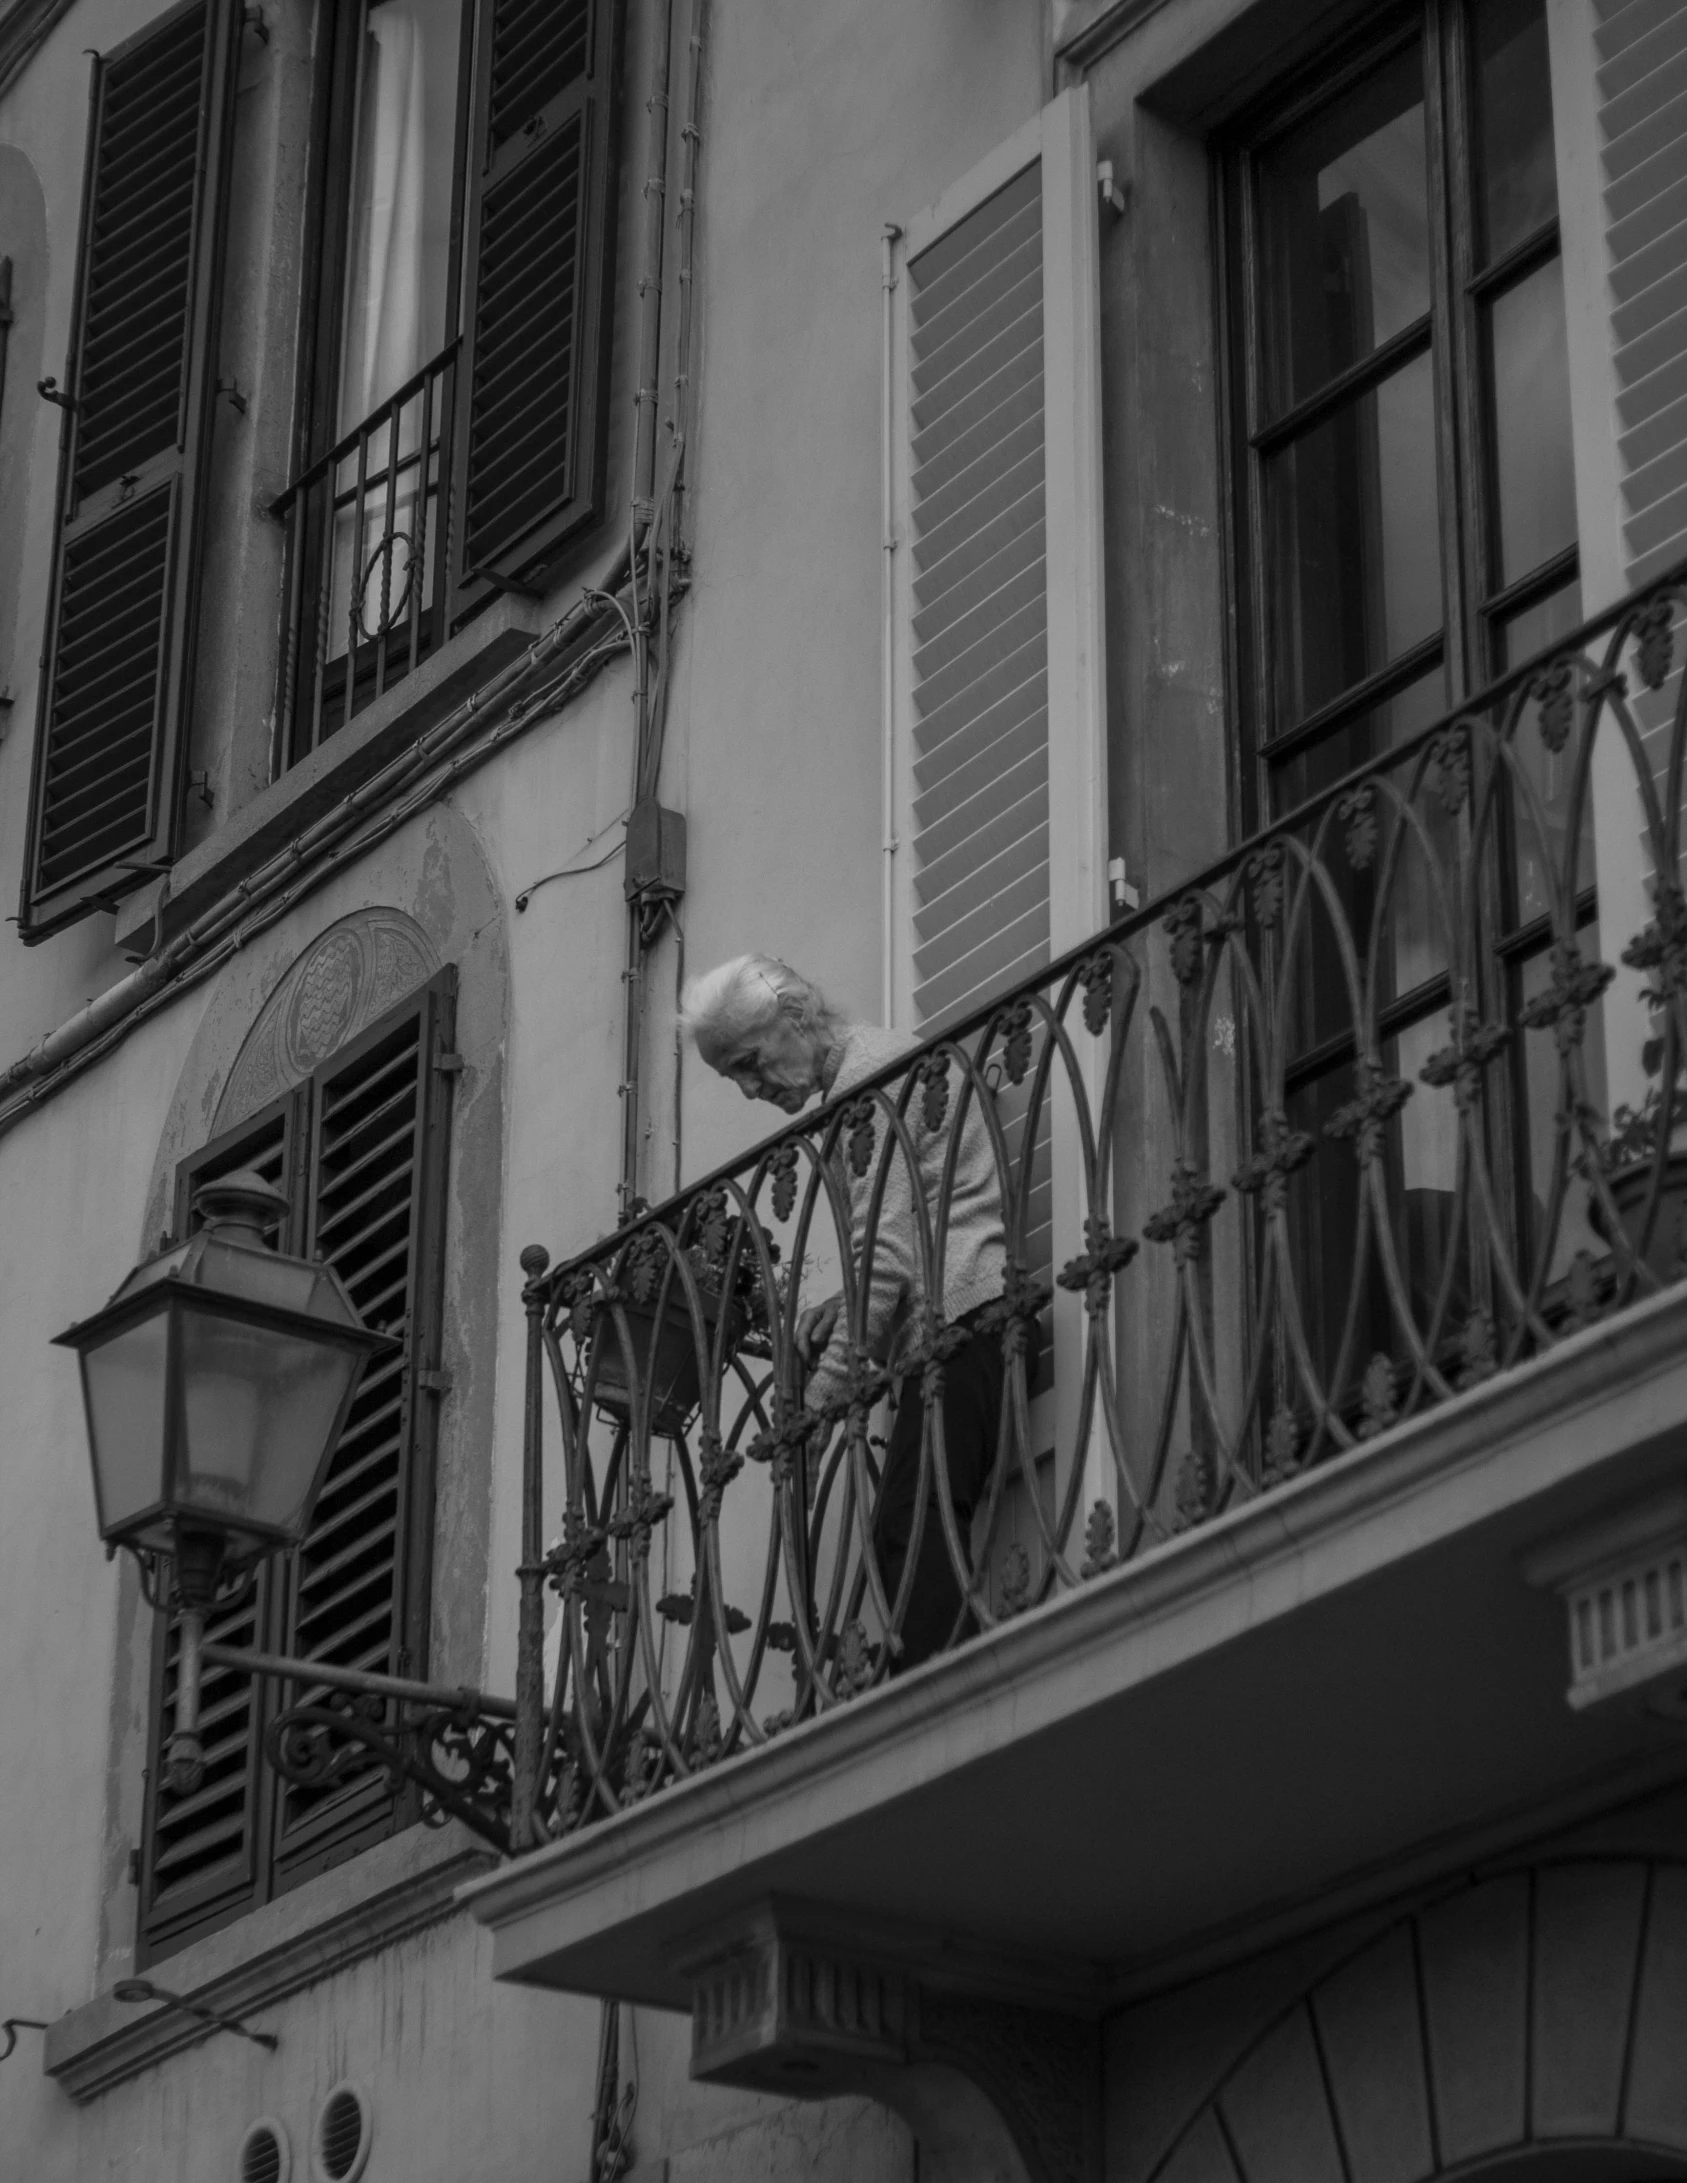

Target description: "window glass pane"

left=1516, top=923, right=1607, bottom=1282
left=338, top=0, right=462, bottom=435
left=1271, top=666, right=1453, bottom=1059
left=1485, top=255, right=1576, bottom=590
left=1266, top=348, right=1443, bottom=729
left=1474, top=0, right=1558, bottom=266
left=1268, top=663, right=1446, bottom=813
left=1284, top=1010, right=1467, bottom=1400
left=1501, top=575, right=1591, bottom=927
left=1259, top=43, right=1430, bottom=416
left=1500, top=573, right=1583, bottom=672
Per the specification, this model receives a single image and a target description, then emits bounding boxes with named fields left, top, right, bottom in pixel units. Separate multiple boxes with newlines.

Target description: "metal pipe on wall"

left=618, top=0, right=705, bottom=1218
left=631, top=0, right=675, bottom=544
left=880, top=222, right=901, bottom=1027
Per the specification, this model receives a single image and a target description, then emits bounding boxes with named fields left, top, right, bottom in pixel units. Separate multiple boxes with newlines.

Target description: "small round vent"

left=237, top=2118, right=290, bottom=2183
left=312, top=2082, right=372, bottom=2183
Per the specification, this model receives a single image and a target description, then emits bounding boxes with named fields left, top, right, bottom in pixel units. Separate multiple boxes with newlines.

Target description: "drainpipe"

left=631, top=0, right=675, bottom=549
left=880, top=222, right=901, bottom=1028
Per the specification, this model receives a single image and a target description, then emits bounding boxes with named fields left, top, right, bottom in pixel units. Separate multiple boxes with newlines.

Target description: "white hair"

left=678, top=955, right=842, bottom=1054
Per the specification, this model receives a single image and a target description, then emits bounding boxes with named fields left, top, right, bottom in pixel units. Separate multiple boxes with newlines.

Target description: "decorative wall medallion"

left=216, top=910, right=440, bottom=1129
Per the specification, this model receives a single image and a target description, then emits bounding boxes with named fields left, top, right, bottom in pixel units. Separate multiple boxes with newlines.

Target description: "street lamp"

left=58, top=1180, right=544, bottom=1854
left=54, top=1172, right=392, bottom=1796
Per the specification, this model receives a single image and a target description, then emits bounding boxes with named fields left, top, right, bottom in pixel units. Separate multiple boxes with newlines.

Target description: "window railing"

left=271, top=340, right=460, bottom=769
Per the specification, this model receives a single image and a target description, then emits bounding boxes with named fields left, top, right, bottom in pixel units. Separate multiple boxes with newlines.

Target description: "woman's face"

left=705, top=1011, right=827, bottom=1112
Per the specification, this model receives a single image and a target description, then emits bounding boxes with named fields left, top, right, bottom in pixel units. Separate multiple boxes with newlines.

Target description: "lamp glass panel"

left=81, top=1309, right=170, bottom=1537
left=192, top=1237, right=325, bottom=1315
left=176, top=1305, right=362, bottom=1540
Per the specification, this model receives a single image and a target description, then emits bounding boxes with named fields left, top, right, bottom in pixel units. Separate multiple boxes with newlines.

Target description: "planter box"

left=590, top=1287, right=741, bottom=1438
left=1598, top=1149, right=1687, bottom=1283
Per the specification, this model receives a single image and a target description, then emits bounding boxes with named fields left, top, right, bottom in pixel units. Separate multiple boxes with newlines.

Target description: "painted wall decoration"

left=215, top=908, right=440, bottom=1129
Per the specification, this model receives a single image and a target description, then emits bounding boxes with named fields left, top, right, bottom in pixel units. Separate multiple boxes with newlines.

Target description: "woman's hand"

left=795, top=1293, right=842, bottom=1371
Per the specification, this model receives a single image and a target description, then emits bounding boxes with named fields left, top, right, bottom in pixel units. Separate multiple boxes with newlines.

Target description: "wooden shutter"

left=1597, top=0, right=1687, bottom=586
left=18, top=0, right=239, bottom=939
left=451, top=0, right=622, bottom=601
left=896, top=93, right=1107, bottom=1035
left=272, top=972, right=456, bottom=1886
left=891, top=91, right=1108, bottom=1496
left=139, top=1095, right=301, bottom=1961
left=138, top=973, right=454, bottom=1955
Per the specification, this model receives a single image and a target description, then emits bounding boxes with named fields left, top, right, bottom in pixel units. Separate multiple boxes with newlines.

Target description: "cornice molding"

left=46, top=1828, right=496, bottom=2101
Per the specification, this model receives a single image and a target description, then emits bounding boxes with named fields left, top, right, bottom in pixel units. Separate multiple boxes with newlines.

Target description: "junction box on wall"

left=625, top=798, right=686, bottom=932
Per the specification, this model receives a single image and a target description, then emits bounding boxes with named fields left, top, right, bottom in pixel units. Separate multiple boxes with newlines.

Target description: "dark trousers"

left=872, top=1312, right=1003, bottom=1669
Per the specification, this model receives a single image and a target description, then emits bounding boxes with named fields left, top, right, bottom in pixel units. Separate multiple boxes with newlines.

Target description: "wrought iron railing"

left=271, top=562, right=1687, bottom=1855
left=272, top=340, right=459, bottom=769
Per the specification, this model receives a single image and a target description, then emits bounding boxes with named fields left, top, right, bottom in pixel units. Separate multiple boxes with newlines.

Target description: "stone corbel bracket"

left=673, top=1899, right=1104, bottom=2183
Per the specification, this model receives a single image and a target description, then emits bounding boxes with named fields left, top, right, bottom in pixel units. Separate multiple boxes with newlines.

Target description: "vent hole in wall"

left=237, top=2118, right=290, bottom=2183
left=313, top=2082, right=372, bottom=2183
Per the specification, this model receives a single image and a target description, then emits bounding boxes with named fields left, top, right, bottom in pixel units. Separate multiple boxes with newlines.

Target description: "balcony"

left=459, top=568, right=1687, bottom=2151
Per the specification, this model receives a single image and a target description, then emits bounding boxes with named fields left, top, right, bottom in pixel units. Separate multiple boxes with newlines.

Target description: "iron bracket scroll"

left=197, top=1641, right=522, bottom=1855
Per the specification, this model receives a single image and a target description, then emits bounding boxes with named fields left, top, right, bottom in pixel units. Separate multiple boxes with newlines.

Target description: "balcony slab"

left=460, top=1286, right=1687, bottom=2011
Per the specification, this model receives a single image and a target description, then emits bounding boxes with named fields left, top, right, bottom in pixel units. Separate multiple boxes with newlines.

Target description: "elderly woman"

left=680, top=955, right=1008, bottom=1667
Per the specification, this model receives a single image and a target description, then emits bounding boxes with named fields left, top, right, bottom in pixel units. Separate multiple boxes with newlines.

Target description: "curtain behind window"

left=329, top=0, right=459, bottom=663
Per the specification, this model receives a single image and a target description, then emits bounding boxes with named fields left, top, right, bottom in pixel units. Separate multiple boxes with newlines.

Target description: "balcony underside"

left=462, top=1283, right=1687, bottom=2012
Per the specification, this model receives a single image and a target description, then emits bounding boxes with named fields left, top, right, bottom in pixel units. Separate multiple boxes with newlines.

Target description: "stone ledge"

left=46, top=1822, right=497, bottom=2100
left=114, top=593, right=547, bottom=960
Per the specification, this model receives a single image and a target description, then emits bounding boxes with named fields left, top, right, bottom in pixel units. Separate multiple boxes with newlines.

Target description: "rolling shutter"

left=273, top=975, right=455, bottom=1883
left=452, top=0, right=622, bottom=599
left=138, top=975, right=455, bottom=1959
left=19, top=0, right=239, bottom=939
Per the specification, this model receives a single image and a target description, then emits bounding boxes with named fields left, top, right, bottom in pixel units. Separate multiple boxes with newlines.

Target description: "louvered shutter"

left=896, top=90, right=1108, bottom=1034
left=272, top=973, right=455, bottom=1886
left=139, top=1095, right=301, bottom=1961
left=891, top=91, right=1109, bottom=1523
left=451, top=0, right=623, bottom=601
left=1598, top=0, right=1687, bottom=586
left=19, top=0, right=239, bottom=939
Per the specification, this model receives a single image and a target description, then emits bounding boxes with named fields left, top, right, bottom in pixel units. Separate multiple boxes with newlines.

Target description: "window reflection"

left=1516, top=923, right=1608, bottom=1282
left=1266, top=347, right=1443, bottom=730
left=1259, top=44, right=1431, bottom=415
left=1474, top=0, right=1559, bottom=266
left=1485, top=256, right=1576, bottom=587
left=1502, top=577, right=1591, bottom=927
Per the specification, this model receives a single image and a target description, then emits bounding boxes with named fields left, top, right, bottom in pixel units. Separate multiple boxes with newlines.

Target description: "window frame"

left=1214, top=0, right=1591, bottom=1398
left=273, top=0, right=626, bottom=774
left=1218, top=0, right=1579, bottom=842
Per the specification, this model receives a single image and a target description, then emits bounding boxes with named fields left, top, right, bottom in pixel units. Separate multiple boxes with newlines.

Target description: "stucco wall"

left=0, top=0, right=1041, bottom=2173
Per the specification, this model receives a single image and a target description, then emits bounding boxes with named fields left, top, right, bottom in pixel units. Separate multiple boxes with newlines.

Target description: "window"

left=19, top=0, right=623, bottom=938
left=138, top=972, right=455, bottom=1961
left=275, top=0, right=622, bottom=765
left=1226, top=0, right=1577, bottom=820
left=1221, top=0, right=1593, bottom=1395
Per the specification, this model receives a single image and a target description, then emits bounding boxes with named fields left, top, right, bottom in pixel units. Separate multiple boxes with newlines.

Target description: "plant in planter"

left=1592, top=1030, right=1687, bottom=1283
left=572, top=1193, right=778, bottom=1436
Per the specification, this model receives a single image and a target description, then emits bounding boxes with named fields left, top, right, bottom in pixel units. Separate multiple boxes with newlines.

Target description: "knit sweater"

left=803, top=1023, right=1007, bottom=1411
